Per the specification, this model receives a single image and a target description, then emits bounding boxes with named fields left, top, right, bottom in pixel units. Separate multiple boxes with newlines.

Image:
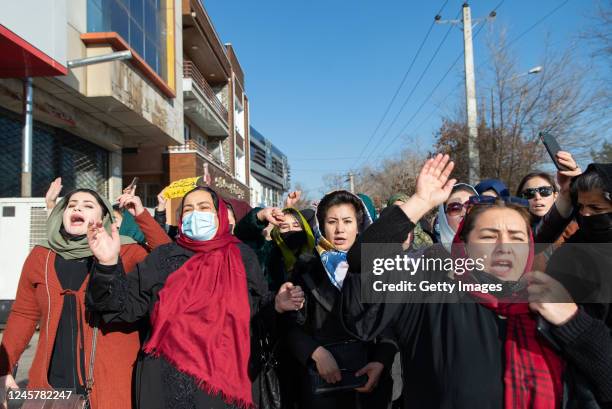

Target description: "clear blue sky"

left=204, top=0, right=602, bottom=197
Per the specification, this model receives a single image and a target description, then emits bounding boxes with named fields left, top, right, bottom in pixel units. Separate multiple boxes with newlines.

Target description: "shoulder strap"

left=86, top=317, right=98, bottom=394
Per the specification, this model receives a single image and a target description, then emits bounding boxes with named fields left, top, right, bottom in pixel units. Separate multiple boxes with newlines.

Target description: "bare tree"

left=322, top=148, right=425, bottom=209
left=436, top=30, right=607, bottom=192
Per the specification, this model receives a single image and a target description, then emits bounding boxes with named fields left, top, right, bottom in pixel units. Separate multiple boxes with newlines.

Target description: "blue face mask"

left=182, top=211, right=218, bottom=241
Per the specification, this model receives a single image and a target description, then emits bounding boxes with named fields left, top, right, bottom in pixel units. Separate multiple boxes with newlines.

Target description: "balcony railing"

left=183, top=60, right=229, bottom=124
left=167, top=139, right=231, bottom=173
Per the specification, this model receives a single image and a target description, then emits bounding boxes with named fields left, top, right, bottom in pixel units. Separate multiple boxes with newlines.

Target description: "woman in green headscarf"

left=235, top=206, right=316, bottom=292
left=0, top=188, right=170, bottom=409
left=387, top=192, right=434, bottom=250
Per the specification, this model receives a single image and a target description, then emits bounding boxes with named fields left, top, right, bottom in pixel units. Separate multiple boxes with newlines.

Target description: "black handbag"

left=253, top=318, right=282, bottom=409
left=308, top=340, right=368, bottom=395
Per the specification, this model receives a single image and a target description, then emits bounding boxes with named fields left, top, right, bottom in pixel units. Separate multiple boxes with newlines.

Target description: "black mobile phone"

left=539, top=132, right=570, bottom=171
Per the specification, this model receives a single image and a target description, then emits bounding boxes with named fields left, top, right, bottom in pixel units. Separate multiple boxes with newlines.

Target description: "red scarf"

left=143, top=196, right=254, bottom=408
left=452, top=219, right=564, bottom=409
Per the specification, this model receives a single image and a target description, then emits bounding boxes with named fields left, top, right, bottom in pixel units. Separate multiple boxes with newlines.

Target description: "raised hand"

left=156, top=189, right=168, bottom=212
left=87, top=221, right=121, bottom=266
left=275, top=282, right=305, bottom=313
left=400, top=154, right=455, bottom=224
left=285, top=191, right=302, bottom=208
left=554, top=151, right=581, bottom=217
left=414, top=153, right=456, bottom=208
left=556, top=151, right=581, bottom=194
left=45, top=177, right=63, bottom=210
left=257, top=207, right=285, bottom=226
left=116, top=192, right=145, bottom=217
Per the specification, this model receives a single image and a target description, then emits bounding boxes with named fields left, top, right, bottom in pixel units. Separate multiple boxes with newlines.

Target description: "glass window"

left=131, top=0, right=144, bottom=27
left=110, top=0, right=130, bottom=43
left=130, top=23, right=144, bottom=57
left=145, top=38, right=159, bottom=74
left=87, top=0, right=167, bottom=80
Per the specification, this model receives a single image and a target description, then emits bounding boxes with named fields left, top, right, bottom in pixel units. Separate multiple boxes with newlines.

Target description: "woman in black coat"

left=85, top=186, right=305, bottom=409
left=286, top=190, right=397, bottom=409
left=341, top=154, right=612, bottom=409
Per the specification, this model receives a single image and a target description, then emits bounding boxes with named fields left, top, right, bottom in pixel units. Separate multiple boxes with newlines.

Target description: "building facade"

left=0, top=0, right=184, bottom=201
left=249, top=126, right=290, bottom=208
left=0, top=0, right=184, bottom=322
left=122, top=0, right=251, bottom=219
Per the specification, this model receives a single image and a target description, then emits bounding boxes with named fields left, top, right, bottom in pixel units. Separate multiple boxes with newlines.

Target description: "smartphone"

left=126, top=177, right=139, bottom=192
left=539, top=132, right=570, bottom=171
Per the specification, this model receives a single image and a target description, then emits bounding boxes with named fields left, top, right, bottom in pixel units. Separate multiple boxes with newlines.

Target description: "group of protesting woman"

left=0, top=149, right=610, bottom=409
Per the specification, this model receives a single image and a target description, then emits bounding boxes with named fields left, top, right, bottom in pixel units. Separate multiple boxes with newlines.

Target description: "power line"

left=352, top=0, right=451, bottom=168
left=397, top=0, right=570, bottom=154
left=356, top=6, right=463, bottom=170
left=365, top=1, right=507, bottom=165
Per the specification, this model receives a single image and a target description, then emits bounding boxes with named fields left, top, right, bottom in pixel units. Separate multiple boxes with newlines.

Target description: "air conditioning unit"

left=0, top=198, right=47, bottom=327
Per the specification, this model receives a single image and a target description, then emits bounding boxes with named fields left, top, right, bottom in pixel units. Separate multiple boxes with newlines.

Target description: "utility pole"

left=21, top=77, right=33, bottom=197
left=348, top=172, right=355, bottom=193
left=436, top=3, right=496, bottom=185
left=462, top=4, right=479, bottom=185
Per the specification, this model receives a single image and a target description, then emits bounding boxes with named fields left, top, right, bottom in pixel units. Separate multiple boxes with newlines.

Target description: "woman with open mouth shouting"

left=0, top=187, right=171, bottom=409
left=341, top=154, right=611, bottom=409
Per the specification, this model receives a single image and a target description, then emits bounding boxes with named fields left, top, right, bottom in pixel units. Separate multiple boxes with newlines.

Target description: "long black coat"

left=342, top=205, right=612, bottom=409
left=86, top=242, right=276, bottom=409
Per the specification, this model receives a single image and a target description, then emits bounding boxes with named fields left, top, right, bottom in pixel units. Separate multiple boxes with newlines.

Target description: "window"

left=87, top=0, right=167, bottom=80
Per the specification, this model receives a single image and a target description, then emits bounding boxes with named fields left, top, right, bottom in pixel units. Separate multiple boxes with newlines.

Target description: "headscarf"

left=386, top=192, right=409, bottom=208
left=117, top=209, right=146, bottom=244
left=271, top=208, right=316, bottom=273
left=569, top=163, right=612, bottom=243
left=224, top=198, right=252, bottom=223
left=41, top=189, right=135, bottom=260
left=437, top=183, right=478, bottom=253
left=357, top=193, right=378, bottom=221
left=386, top=193, right=433, bottom=250
left=314, top=191, right=372, bottom=289
left=143, top=187, right=254, bottom=409
left=451, top=210, right=563, bottom=409
left=475, top=178, right=510, bottom=197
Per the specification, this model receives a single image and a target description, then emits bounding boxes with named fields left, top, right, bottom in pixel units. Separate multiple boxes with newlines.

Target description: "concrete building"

left=0, top=0, right=184, bottom=322
left=249, top=126, right=290, bottom=208
left=123, top=0, right=252, bottom=218
left=0, top=0, right=184, bottom=201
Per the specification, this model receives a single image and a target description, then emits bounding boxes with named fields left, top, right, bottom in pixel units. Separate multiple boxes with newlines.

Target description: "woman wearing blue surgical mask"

left=286, top=190, right=397, bottom=409
left=83, top=186, right=305, bottom=409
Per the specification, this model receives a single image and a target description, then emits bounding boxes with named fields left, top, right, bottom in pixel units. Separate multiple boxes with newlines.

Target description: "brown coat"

left=0, top=211, right=170, bottom=409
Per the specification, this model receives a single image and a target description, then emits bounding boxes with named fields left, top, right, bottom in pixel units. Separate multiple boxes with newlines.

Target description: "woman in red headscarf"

left=85, top=186, right=304, bottom=409
left=341, top=154, right=611, bottom=409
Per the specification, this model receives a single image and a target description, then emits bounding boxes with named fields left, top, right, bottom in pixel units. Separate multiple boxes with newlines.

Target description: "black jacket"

left=286, top=252, right=397, bottom=369
left=86, top=241, right=276, bottom=409
left=342, top=205, right=612, bottom=409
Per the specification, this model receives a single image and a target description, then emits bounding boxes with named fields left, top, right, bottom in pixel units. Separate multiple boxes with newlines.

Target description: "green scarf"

left=41, top=192, right=136, bottom=260
left=271, top=208, right=316, bottom=273
left=387, top=192, right=410, bottom=208
left=118, top=210, right=146, bottom=244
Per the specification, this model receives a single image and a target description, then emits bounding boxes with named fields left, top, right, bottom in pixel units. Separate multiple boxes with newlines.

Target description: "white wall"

left=0, top=0, right=68, bottom=66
